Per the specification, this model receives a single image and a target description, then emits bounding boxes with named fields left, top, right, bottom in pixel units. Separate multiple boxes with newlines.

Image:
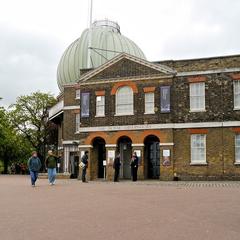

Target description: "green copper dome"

left=57, top=20, right=146, bottom=90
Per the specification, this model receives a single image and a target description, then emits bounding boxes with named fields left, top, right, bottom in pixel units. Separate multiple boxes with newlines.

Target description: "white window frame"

left=76, top=89, right=81, bottom=99
left=235, top=135, right=240, bottom=164
left=75, top=113, right=80, bottom=132
left=234, top=81, right=240, bottom=110
left=190, top=134, right=207, bottom=165
left=96, top=96, right=105, bottom=117
left=145, top=92, right=155, bottom=114
left=115, top=86, right=134, bottom=116
left=189, top=82, right=205, bottom=112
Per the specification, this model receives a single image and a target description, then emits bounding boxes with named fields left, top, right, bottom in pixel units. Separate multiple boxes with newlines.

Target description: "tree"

left=9, top=92, right=57, bottom=169
left=0, top=105, right=31, bottom=173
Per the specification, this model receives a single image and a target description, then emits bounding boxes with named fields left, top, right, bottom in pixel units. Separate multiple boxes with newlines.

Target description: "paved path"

left=1, top=175, right=240, bottom=240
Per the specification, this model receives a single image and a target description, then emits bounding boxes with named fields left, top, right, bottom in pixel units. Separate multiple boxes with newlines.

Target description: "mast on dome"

left=87, top=0, right=93, bottom=69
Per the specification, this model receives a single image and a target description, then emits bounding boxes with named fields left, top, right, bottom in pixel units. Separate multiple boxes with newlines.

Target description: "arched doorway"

left=144, top=135, right=160, bottom=179
left=117, top=136, right=132, bottom=179
left=92, top=137, right=106, bottom=179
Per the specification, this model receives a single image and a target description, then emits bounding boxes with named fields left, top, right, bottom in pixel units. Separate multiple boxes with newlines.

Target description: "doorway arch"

left=92, top=137, right=106, bottom=179
left=117, top=136, right=132, bottom=179
left=144, top=135, right=160, bottom=179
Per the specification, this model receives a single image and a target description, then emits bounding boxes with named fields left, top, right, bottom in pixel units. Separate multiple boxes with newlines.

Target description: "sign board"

left=103, top=160, right=107, bottom=166
left=163, top=149, right=170, bottom=157
left=107, top=150, right=115, bottom=164
left=160, top=86, right=171, bottom=113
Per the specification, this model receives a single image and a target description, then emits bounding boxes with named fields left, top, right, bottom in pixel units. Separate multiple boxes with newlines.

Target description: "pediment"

left=79, top=53, right=176, bottom=83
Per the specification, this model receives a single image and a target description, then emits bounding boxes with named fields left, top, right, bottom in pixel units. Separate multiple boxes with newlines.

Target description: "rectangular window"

left=234, top=81, right=240, bottom=109
left=145, top=93, right=154, bottom=114
left=235, top=135, right=240, bottom=163
left=75, top=113, right=80, bottom=132
left=96, top=96, right=105, bottom=117
left=160, top=86, right=171, bottom=113
left=76, top=89, right=80, bottom=99
left=191, top=134, right=206, bottom=164
left=190, top=82, right=205, bottom=111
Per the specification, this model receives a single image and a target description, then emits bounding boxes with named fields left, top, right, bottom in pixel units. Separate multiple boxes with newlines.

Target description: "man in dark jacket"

left=131, top=152, right=139, bottom=182
left=45, top=150, right=58, bottom=186
left=81, top=151, right=89, bottom=182
left=28, top=151, right=42, bottom=187
left=113, top=152, right=121, bottom=182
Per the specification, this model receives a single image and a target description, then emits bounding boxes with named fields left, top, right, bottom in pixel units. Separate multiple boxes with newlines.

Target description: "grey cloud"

left=0, top=24, right=62, bottom=107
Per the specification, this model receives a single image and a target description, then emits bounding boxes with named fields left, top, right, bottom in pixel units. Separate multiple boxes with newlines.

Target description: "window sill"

left=144, top=112, right=155, bottom=115
left=190, top=162, right=208, bottom=166
left=114, top=113, right=134, bottom=116
left=75, top=131, right=80, bottom=134
left=234, top=108, right=240, bottom=111
left=234, top=162, right=240, bottom=165
left=95, top=115, right=105, bottom=118
left=189, top=109, right=206, bottom=113
left=75, top=97, right=80, bottom=100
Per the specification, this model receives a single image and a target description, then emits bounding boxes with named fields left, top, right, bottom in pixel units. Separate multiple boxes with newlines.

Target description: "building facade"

left=49, top=52, right=240, bottom=180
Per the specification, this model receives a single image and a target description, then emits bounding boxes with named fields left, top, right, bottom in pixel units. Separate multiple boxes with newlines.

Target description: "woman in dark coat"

left=113, top=152, right=121, bottom=182
left=130, top=152, right=139, bottom=182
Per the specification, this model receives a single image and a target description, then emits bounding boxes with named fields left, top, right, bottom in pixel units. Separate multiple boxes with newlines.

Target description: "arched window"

left=116, top=86, right=133, bottom=115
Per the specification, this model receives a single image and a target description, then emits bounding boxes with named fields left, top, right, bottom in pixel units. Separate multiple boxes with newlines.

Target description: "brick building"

left=49, top=52, right=240, bottom=181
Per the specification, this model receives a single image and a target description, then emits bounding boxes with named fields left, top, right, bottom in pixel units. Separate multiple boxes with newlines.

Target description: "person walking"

left=28, top=151, right=42, bottom=187
left=81, top=151, right=89, bottom=183
left=130, top=152, right=139, bottom=182
left=113, top=152, right=121, bottom=182
left=45, top=150, right=58, bottom=186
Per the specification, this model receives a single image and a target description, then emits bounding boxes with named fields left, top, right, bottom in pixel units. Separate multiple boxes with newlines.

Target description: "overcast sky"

left=1, top=0, right=240, bottom=107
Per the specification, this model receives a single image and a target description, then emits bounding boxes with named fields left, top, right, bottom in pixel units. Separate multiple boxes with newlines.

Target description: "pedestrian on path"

left=45, top=150, right=58, bottom=186
left=28, top=151, right=42, bottom=187
left=130, top=152, right=139, bottom=182
left=113, top=152, right=121, bottom=182
left=81, top=151, right=89, bottom=183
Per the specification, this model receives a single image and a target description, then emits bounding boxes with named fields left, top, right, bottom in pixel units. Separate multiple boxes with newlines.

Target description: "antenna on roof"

left=87, top=0, right=93, bottom=69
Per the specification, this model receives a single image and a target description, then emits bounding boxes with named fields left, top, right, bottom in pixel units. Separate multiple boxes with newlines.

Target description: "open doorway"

left=117, top=136, right=132, bottom=179
left=144, top=135, right=160, bottom=179
left=92, top=137, right=106, bottom=178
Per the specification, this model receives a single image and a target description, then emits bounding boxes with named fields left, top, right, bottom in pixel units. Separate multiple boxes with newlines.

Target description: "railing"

left=48, top=100, right=64, bottom=119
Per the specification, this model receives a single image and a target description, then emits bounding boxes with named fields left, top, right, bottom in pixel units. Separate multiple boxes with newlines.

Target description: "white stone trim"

left=62, top=140, right=80, bottom=145
left=132, top=144, right=145, bottom=147
left=177, top=67, right=240, bottom=77
left=63, top=106, right=80, bottom=110
left=160, top=143, right=174, bottom=146
left=105, top=144, right=117, bottom=147
left=78, top=145, right=93, bottom=148
left=79, top=121, right=240, bottom=132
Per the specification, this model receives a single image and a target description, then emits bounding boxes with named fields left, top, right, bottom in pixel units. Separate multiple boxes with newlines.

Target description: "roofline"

left=153, top=53, right=240, bottom=63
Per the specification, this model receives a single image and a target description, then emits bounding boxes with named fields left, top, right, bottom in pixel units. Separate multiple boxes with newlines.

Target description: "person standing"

left=28, top=151, right=42, bottom=187
left=130, top=152, right=139, bottom=182
left=113, top=152, right=121, bottom=182
left=45, top=150, right=58, bottom=186
left=81, top=151, right=89, bottom=183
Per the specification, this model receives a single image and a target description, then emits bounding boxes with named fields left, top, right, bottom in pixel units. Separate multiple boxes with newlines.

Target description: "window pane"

left=116, top=86, right=133, bottom=115
left=145, top=93, right=154, bottom=113
left=96, top=96, right=105, bottom=116
left=190, top=83, right=205, bottom=111
left=234, top=81, right=240, bottom=108
left=75, top=113, right=80, bottom=132
left=191, top=134, right=206, bottom=163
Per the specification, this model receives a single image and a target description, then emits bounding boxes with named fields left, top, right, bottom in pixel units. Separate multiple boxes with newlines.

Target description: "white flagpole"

left=87, top=0, right=93, bottom=68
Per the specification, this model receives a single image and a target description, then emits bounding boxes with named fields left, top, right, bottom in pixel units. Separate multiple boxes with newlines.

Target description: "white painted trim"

left=78, top=145, right=93, bottom=148
left=160, top=143, right=174, bottom=146
left=79, top=121, right=240, bottom=132
left=132, top=144, right=145, bottom=147
left=177, top=67, right=240, bottom=77
left=62, top=140, right=79, bottom=145
left=63, top=106, right=80, bottom=110
left=105, top=144, right=117, bottom=147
